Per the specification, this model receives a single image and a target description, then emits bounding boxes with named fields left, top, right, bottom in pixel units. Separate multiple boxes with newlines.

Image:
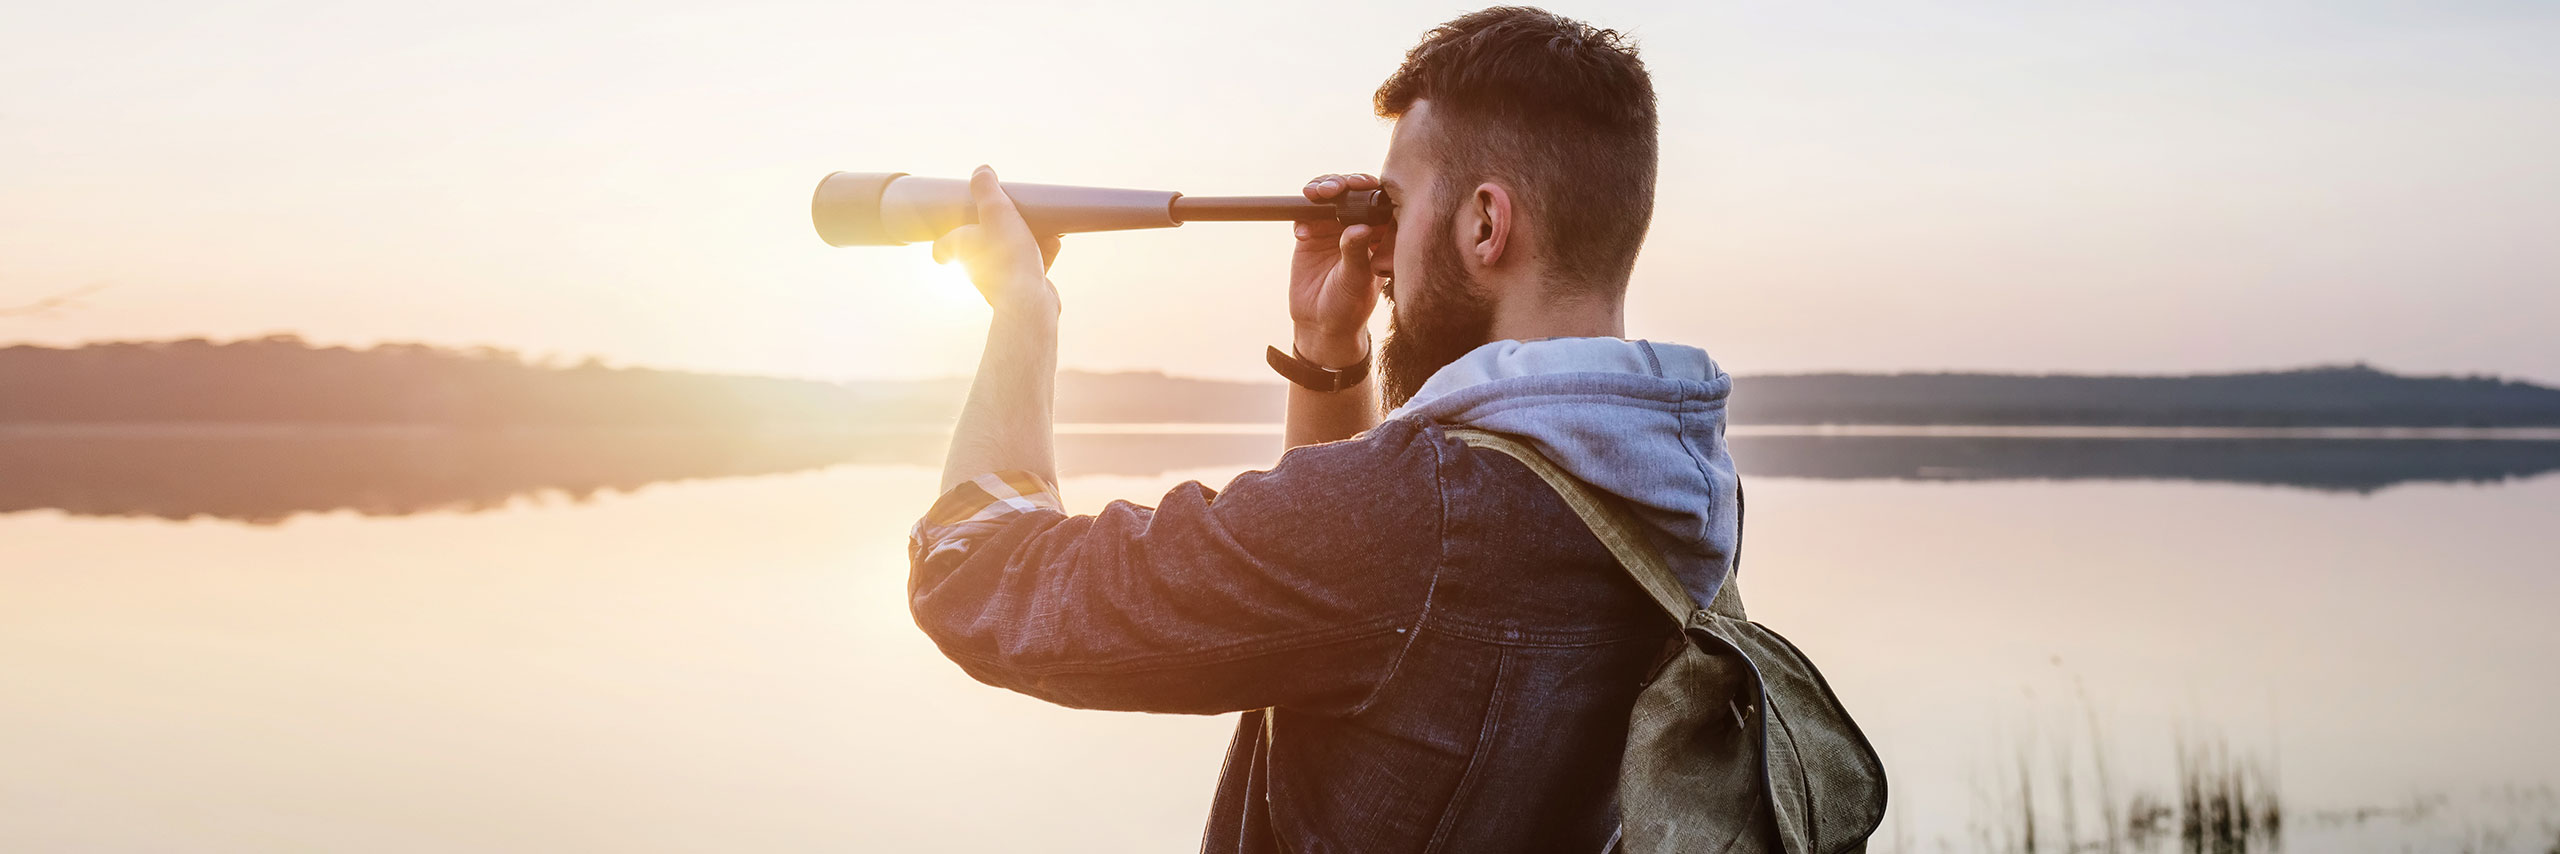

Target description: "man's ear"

left=1469, top=183, right=1512, bottom=269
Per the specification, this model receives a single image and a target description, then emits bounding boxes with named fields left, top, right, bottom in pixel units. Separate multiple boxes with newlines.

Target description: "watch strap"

left=1266, top=343, right=1371, bottom=393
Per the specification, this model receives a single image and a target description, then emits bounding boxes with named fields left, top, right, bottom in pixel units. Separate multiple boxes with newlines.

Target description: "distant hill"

left=1739, top=366, right=2560, bottom=427
left=5, top=337, right=2557, bottom=428
left=0, top=337, right=871, bottom=427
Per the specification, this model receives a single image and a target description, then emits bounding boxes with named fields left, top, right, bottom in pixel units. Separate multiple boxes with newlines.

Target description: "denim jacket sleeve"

left=906, top=420, right=1447, bottom=715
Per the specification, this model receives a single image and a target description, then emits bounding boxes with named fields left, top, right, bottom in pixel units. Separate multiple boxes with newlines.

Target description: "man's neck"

left=1485, top=290, right=1626, bottom=344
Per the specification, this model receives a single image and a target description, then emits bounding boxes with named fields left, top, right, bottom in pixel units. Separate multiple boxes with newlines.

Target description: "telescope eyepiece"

left=1330, top=189, right=1394, bottom=227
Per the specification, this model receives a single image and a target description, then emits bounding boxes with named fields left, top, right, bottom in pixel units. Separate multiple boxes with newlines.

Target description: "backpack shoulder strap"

left=1444, top=427, right=1744, bottom=621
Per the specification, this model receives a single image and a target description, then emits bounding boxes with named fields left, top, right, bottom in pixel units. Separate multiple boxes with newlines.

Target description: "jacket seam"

left=940, top=614, right=1415, bottom=678
left=1422, top=648, right=1513, bottom=854
left=1428, top=449, right=1681, bottom=648
left=1341, top=423, right=1452, bottom=718
left=1420, top=614, right=1664, bottom=648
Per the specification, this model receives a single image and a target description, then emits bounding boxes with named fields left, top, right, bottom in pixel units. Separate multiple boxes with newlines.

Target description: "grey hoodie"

left=1389, top=337, right=1741, bottom=607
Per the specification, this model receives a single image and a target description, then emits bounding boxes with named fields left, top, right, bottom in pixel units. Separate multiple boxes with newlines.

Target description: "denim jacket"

left=908, top=338, right=1740, bottom=853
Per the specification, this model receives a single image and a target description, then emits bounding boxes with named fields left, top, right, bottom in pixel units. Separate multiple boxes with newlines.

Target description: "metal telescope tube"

left=812, top=172, right=1394, bottom=247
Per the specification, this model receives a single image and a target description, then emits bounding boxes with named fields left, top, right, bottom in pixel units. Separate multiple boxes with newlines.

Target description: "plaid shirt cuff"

left=909, top=470, right=1065, bottom=566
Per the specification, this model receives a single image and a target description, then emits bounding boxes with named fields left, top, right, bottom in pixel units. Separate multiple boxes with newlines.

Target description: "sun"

left=924, top=251, right=982, bottom=298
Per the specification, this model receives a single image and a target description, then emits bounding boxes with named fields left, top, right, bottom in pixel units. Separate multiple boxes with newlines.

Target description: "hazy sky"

left=3, top=0, right=2554, bottom=382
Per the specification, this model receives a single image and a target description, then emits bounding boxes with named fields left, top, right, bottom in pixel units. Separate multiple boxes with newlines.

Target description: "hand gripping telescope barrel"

left=812, top=172, right=1395, bottom=247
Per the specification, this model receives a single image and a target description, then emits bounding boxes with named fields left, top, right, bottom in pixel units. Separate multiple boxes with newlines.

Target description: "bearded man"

left=905, top=7, right=1743, bottom=851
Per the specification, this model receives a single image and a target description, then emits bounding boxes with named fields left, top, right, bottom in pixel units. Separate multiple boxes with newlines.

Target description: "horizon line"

left=5, top=333, right=2553, bottom=390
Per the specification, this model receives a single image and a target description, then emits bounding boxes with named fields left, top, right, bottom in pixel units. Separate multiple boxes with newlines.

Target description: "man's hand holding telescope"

left=917, top=165, right=1063, bottom=496
left=925, top=166, right=1062, bottom=316
left=1285, top=172, right=1394, bottom=447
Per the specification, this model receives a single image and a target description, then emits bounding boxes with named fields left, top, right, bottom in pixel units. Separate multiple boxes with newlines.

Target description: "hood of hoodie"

left=1386, top=337, right=1740, bottom=609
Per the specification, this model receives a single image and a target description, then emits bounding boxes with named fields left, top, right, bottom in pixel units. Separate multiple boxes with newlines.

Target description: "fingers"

left=1337, top=223, right=1376, bottom=273
left=1036, top=233, right=1062, bottom=271
left=930, top=166, right=1056, bottom=310
left=1294, top=219, right=1345, bottom=244
left=931, top=224, right=978, bottom=265
left=1303, top=172, right=1379, bottom=201
left=1303, top=174, right=1338, bottom=202
left=1297, top=172, right=1369, bottom=242
left=969, top=164, right=1029, bottom=239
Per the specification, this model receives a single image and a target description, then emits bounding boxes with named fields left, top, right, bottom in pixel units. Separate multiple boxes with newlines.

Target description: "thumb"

left=1336, top=224, right=1375, bottom=277
left=931, top=225, right=971, bottom=265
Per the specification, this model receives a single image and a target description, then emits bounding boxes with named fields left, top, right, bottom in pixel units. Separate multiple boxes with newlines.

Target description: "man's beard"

left=1379, top=227, right=1495, bottom=410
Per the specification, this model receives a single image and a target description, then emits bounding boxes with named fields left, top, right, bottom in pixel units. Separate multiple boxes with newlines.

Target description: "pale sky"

left=3, top=0, right=2554, bottom=383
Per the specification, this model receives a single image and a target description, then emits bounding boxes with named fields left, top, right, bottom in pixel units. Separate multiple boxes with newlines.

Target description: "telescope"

left=811, top=172, right=1395, bottom=247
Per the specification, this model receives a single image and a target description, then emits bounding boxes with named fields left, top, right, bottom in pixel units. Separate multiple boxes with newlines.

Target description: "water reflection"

left=4, top=427, right=2557, bottom=523
left=4, top=437, right=2556, bottom=852
left=0, top=428, right=939, bottom=524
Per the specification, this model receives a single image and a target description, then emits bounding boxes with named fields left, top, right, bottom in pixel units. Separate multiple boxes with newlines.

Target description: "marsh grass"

left=2169, top=734, right=2282, bottom=852
left=1937, top=690, right=2558, bottom=854
left=1969, top=729, right=2282, bottom=854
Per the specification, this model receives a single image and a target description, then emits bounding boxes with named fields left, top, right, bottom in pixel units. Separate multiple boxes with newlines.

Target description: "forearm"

left=941, top=299, right=1062, bottom=493
left=1281, top=327, right=1380, bottom=449
left=1284, top=376, right=1379, bottom=449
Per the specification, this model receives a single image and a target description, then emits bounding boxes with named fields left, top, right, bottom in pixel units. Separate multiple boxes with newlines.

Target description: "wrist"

left=989, top=281, right=1061, bottom=322
left=1291, top=324, right=1369, bottom=370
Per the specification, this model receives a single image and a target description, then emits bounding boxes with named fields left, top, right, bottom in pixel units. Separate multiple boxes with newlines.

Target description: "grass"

left=1941, top=705, right=2560, bottom=853
left=1972, top=730, right=2281, bottom=854
left=2168, top=734, right=2282, bottom=853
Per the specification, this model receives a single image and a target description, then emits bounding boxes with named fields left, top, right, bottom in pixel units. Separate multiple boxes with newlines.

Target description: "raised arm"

left=933, top=165, right=1066, bottom=494
left=908, top=420, right=1448, bottom=714
left=1282, top=173, right=1391, bottom=449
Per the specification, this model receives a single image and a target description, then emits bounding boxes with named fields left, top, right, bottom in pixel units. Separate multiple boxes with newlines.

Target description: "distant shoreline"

left=8, top=337, right=2560, bottom=429
left=9, top=421, right=2558, bottom=524
left=8, top=422, right=2560, bottom=442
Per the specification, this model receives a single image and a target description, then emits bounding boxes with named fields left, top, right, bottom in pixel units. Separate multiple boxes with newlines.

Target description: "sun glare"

left=925, top=252, right=981, bottom=298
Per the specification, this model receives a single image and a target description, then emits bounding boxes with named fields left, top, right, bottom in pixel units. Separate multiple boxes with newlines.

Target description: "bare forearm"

left=1281, top=326, right=1379, bottom=449
left=1284, top=377, right=1378, bottom=449
left=941, top=301, right=1061, bottom=493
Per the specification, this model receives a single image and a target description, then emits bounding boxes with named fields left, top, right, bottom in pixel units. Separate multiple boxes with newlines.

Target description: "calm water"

left=3, top=429, right=2556, bottom=852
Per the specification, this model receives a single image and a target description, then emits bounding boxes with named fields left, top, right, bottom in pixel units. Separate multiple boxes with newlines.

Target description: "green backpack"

left=1447, top=428, right=1888, bottom=854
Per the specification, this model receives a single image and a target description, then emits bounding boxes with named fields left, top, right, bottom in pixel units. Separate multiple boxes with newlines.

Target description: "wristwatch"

left=1266, top=342, right=1372, bottom=393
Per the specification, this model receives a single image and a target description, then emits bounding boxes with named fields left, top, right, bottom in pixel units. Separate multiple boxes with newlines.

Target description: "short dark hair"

left=1375, top=6, right=1659, bottom=294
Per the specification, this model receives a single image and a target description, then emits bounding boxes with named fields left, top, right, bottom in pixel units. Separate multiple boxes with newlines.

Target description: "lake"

left=3, top=427, right=2556, bottom=852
